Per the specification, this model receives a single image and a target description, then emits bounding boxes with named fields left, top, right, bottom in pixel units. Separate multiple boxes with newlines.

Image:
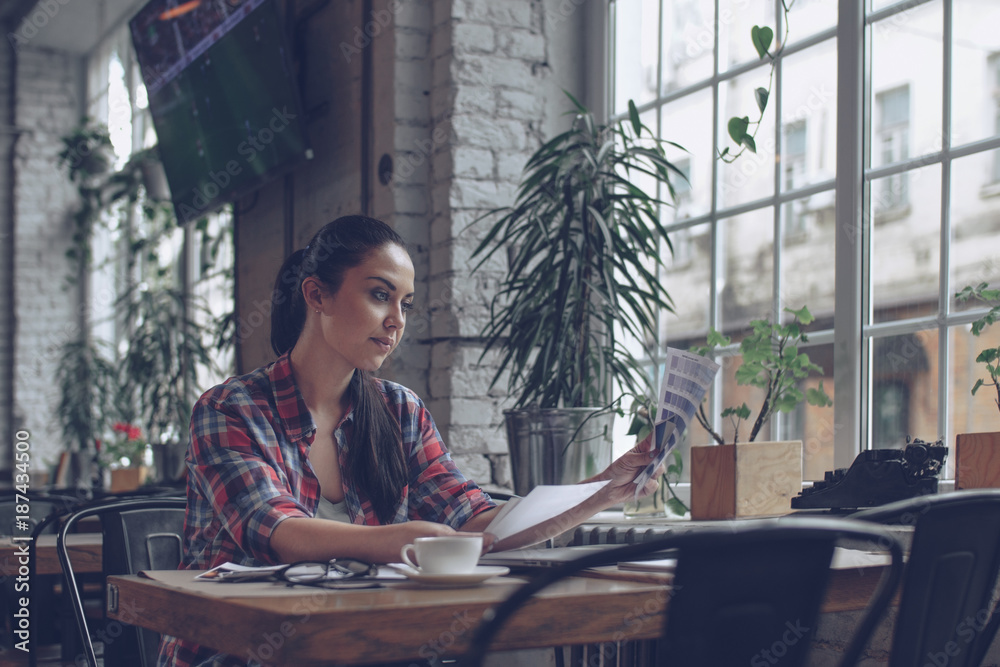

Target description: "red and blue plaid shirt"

left=158, top=352, right=495, bottom=667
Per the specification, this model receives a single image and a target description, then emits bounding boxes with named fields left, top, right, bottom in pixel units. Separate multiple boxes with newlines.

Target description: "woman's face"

left=317, top=243, right=415, bottom=372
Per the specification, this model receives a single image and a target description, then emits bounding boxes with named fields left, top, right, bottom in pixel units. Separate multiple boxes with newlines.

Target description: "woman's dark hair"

left=271, top=215, right=409, bottom=523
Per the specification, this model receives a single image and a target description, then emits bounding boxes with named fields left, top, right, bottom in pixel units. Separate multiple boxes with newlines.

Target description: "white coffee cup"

left=400, top=535, right=483, bottom=574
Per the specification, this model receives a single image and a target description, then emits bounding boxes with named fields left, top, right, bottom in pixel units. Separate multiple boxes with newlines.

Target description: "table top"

left=107, top=551, right=892, bottom=666
left=0, top=533, right=102, bottom=575
left=108, top=569, right=668, bottom=666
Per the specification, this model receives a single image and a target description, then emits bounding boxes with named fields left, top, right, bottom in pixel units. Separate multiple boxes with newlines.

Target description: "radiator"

left=562, top=523, right=674, bottom=667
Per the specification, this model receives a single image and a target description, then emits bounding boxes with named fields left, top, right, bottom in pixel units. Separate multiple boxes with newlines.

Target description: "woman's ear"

left=301, top=277, right=327, bottom=314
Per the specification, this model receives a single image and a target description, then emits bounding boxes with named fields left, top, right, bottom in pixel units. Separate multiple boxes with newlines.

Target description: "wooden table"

left=106, top=552, right=892, bottom=666
left=0, top=533, right=102, bottom=576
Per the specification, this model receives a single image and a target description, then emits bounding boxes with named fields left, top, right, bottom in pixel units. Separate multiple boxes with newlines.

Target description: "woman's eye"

left=401, top=301, right=414, bottom=313
left=373, top=290, right=389, bottom=302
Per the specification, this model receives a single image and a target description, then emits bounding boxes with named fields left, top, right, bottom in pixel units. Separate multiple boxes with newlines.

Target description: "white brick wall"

left=408, top=0, right=584, bottom=487
left=9, top=47, right=85, bottom=476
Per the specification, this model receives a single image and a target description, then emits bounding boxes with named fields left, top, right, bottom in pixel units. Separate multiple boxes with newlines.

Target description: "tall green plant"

left=471, top=93, right=685, bottom=410
left=56, top=339, right=118, bottom=452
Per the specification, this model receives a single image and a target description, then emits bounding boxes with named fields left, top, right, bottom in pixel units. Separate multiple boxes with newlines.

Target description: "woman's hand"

left=587, top=433, right=664, bottom=506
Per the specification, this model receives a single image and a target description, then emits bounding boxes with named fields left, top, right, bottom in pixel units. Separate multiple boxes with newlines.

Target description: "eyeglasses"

left=274, top=559, right=380, bottom=589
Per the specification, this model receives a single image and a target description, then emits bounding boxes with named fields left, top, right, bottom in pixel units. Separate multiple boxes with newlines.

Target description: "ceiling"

left=3, top=0, right=148, bottom=55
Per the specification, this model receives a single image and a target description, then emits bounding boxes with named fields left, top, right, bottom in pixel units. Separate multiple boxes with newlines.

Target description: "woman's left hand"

left=587, top=433, right=664, bottom=506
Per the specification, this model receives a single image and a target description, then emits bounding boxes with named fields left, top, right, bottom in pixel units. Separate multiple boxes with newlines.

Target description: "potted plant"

left=954, top=283, right=1000, bottom=489
left=100, top=422, right=151, bottom=492
left=55, top=121, right=226, bottom=490
left=470, top=92, right=684, bottom=495
left=689, top=306, right=832, bottom=519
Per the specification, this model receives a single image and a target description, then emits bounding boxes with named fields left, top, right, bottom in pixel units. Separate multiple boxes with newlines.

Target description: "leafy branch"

left=692, top=306, right=832, bottom=444
left=956, top=283, right=1000, bottom=417
left=719, top=0, right=795, bottom=163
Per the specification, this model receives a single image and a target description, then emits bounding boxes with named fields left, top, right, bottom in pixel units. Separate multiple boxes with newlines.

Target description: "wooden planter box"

left=690, top=441, right=803, bottom=520
left=955, top=432, right=1000, bottom=489
left=109, top=466, right=148, bottom=493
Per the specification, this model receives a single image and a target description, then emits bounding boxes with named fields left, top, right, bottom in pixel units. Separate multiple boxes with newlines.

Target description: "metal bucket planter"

left=504, top=408, right=614, bottom=497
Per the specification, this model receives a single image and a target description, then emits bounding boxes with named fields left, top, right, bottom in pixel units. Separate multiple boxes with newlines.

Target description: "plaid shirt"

left=158, top=353, right=494, bottom=667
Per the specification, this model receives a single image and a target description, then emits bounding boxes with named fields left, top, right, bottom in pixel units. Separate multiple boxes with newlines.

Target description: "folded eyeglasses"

left=210, top=558, right=380, bottom=589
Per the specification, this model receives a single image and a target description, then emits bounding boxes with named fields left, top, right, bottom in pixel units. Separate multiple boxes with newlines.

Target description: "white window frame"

left=604, top=0, right=1000, bottom=473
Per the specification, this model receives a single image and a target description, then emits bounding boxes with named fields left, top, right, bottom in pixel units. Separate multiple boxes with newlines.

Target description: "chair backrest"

left=459, top=517, right=903, bottom=667
left=853, top=489, right=1000, bottom=667
left=58, top=497, right=186, bottom=667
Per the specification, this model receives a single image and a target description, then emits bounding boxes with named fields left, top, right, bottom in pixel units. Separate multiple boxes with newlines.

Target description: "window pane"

left=870, top=1, right=943, bottom=161
left=796, top=342, right=834, bottom=481
left=662, top=88, right=713, bottom=220
left=718, top=0, right=773, bottom=74
left=781, top=191, right=836, bottom=317
left=949, top=153, right=1000, bottom=294
left=662, top=222, right=712, bottom=342
left=720, top=209, right=774, bottom=331
left=661, top=0, right=715, bottom=92
left=870, top=331, right=936, bottom=448
left=787, top=0, right=837, bottom=44
left=718, top=65, right=776, bottom=207
left=950, top=5, right=1000, bottom=146
left=781, top=39, right=838, bottom=191
left=613, top=0, right=660, bottom=112
left=871, top=163, right=941, bottom=323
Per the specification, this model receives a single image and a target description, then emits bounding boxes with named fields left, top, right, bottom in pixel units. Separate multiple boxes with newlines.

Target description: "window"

left=85, top=25, right=235, bottom=440
left=610, top=0, right=1000, bottom=479
left=874, top=86, right=910, bottom=216
left=990, top=53, right=1000, bottom=184
left=783, top=120, right=808, bottom=237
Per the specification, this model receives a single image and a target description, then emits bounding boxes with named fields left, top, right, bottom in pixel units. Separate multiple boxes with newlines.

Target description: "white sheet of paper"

left=485, top=480, right=611, bottom=542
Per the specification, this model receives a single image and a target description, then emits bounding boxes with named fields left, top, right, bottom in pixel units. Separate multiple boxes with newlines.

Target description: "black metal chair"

left=459, top=517, right=904, bottom=667
left=852, top=489, right=1000, bottom=667
left=57, top=496, right=186, bottom=667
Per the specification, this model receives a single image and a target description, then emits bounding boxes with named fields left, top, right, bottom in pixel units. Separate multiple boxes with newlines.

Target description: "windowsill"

left=586, top=478, right=957, bottom=525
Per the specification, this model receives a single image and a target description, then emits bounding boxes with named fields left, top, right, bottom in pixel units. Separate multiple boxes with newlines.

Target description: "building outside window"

left=610, top=0, right=1000, bottom=480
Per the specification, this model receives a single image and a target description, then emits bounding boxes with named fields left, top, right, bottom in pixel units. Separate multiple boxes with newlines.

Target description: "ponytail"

left=270, top=248, right=308, bottom=356
left=348, top=371, right=408, bottom=524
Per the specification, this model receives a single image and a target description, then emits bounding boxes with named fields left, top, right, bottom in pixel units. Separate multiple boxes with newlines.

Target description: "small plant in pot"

left=688, top=306, right=832, bottom=519
left=954, top=283, right=1000, bottom=489
left=470, top=92, right=684, bottom=496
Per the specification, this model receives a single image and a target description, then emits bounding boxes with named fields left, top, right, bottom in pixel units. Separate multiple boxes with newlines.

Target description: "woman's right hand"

left=371, top=520, right=463, bottom=564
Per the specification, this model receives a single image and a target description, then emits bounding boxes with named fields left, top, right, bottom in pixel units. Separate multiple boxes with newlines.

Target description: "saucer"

left=390, top=564, right=510, bottom=587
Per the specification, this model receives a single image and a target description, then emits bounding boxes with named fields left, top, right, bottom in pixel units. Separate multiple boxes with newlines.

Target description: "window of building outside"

left=991, top=53, right=1000, bottom=184
left=609, top=0, right=1000, bottom=481
left=86, top=25, right=234, bottom=445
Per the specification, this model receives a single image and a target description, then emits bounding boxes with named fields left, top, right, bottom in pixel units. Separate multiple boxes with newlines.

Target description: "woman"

left=158, top=215, right=662, bottom=667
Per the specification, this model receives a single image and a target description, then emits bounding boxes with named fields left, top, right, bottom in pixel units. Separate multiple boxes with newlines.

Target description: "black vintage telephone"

left=791, top=437, right=947, bottom=511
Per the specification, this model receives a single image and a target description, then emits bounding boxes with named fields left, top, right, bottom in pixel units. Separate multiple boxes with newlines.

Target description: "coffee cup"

left=400, top=535, right=483, bottom=574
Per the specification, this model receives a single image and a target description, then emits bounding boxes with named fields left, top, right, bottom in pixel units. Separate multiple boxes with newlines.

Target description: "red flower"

left=127, top=426, right=142, bottom=441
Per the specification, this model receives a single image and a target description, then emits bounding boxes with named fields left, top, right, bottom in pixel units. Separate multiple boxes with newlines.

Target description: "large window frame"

left=607, top=0, right=1000, bottom=475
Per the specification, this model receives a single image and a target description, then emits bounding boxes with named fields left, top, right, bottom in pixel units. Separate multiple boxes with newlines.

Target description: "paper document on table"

left=485, top=480, right=611, bottom=543
left=632, top=347, right=720, bottom=501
